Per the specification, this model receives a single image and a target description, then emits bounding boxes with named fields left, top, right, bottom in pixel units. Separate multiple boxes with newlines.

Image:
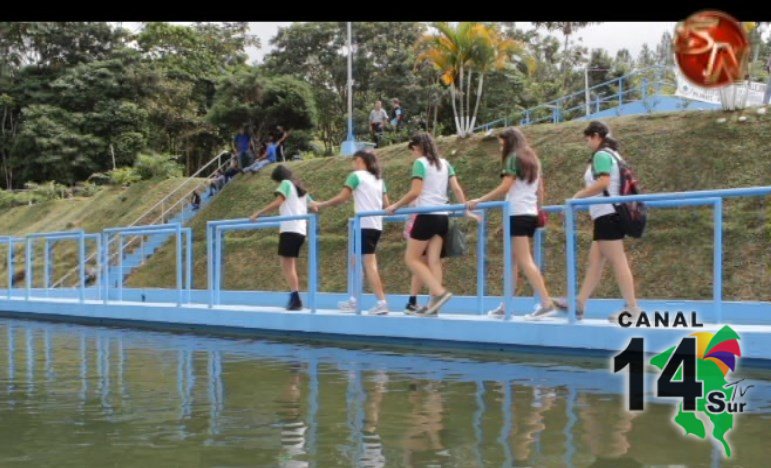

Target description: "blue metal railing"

left=2, top=185, right=769, bottom=325
left=206, top=214, right=319, bottom=312
left=354, top=201, right=513, bottom=317
left=474, top=66, right=672, bottom=132
left=564, top=186, right=771, bottom=324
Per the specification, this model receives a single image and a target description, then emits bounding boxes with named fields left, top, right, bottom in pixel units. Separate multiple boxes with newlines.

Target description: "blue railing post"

left=78, top=230, right=86, bottom=303
left=503, top=202, right=514, bottom=320
left=176, top=223, right=183, bottom=307
left=207, top=223, right=214, bottom=308
left=534, top=227, right=545, bottom=306
left=43, top=239, right=50, bottom=297
left=476, top=212, right=486, bottom=315
left=565, top=207, right=578, bottom=323
left=352, top=215, right=363, bottom=315
left=25, top=237, right=32, bottom=300
left=102, top=233, right=109, bottom=304
left=713, top=198, right=723, bottom=323
left=308, top=214, right=318, bottom=313
left=6, top=238, right=13, bottom=299
left=117, top=234, right=124, bottom=302
left=346, top=219, right=354, bottom=300
left=215, top=227, right=222, bottom=306
left=185, top=228, right=192, bottom=304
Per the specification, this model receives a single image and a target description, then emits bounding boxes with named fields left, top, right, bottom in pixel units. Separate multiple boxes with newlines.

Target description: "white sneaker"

left=524, top=304, right=562, bottom=321
left=338, top=298, right=357, bottom=312
left=487, top=303, right=505, bottom=318
left=367, top=302, right=389, bottom=316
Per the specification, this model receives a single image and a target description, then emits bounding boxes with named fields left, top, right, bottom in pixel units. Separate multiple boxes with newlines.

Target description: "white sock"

left=378, top=300, right=387, bottom=305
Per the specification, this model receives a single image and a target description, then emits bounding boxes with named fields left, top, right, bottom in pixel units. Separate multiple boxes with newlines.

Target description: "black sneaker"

left=287, top=293, right=303, bottom=311
left=404, top=302, right=419, bottom=315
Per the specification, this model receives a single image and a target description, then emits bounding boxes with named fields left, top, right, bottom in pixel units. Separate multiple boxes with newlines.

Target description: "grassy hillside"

left=126, top=110, right=766, bottom=301
left=0, top=178, right=206, bottom=287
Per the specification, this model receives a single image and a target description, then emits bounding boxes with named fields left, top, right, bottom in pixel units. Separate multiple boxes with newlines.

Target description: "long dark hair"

left=407, top=132, right=441, bottom=169
left=499, top=127, right=539, bottom=184
left=583, top=120, right=619, bottom=151
left=270, top=164, right=307, bottom=197
left=353, top=149, right=381, bottom=179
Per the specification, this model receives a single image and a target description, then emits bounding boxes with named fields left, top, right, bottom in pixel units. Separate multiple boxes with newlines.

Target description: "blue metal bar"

left=78, top=230, right=85, bottom=303
left=207, top=223, right=214, bottom=308
left=308, top=214, right=318, bottom=313
left=25, top=237, right=32, bottom=300
left=568, top=186, right=771, bottom=206
left=117, top=234, right=124, bottom=302
left=565, top=207, right=578, bottom=324
left=43, top=239, right=50, bottom=297
left=534, top=227, right=545, bottom=308
left=26, top=230, right=84, bottom=239
left=176, top=223, right=183, bottom=307
left=353, top=215, right=363, bottom=315
left=346, top=219, right=354, bottom=300
left=185, top=228, right=192, bottom=304
left=212, top=221, right=282, bottom=306
left=6, top=238, right=13, bottom=299
left=503, top=201, right=514, bottom=320
left=102, top=233, right=109, bottom=304
left=476, top=212, right=486, bottom=315
left=714, top=198, right=723, bottom=323
left=103, top=223, right=180, bottom=234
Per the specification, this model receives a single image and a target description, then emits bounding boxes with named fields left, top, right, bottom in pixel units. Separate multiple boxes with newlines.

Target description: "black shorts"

left=409, top=214, right=449, bottom=241
left=593, top=213, right=625, bottom=241
left=356, top=228, right=381, bottom=255
left=278, top=232, right=305, bottom=258
left=509, top=215, right=538, bottom=238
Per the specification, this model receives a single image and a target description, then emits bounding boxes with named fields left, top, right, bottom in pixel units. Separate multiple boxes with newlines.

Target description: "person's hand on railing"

left=249, top=212, right=261, bottom=222
left=308, top=201, right=321, bottom=213
left=466, top=199, right=481, bottom=211
left=384, top=203, right=398, bottom=215
left=465, top=210, right=482, bottom=223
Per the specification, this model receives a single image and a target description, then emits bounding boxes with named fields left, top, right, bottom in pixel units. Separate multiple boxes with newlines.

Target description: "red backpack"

left=597, top=149, right=648, bottom=238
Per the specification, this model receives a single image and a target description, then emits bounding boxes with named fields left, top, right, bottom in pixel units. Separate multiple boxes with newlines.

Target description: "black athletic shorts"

left=409, top=214, right=449, bottom=241
left=593, top=213, right=625, bottom=241
left=356, top=228, right=382, bottom=255
left=278, top=232, right=305, bottom=257
left=509, top=215, right=538, bottom=238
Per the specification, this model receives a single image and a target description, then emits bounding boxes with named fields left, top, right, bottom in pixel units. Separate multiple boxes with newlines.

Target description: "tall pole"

left=584, top=67, right=590, bottom=117
left=340, top=22, right=357, bottom=156
left=347, top=21, right=353, bottom=141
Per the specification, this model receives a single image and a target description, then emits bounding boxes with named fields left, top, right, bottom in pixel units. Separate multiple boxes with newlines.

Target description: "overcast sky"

left=119, top=22, right=685, bottom=65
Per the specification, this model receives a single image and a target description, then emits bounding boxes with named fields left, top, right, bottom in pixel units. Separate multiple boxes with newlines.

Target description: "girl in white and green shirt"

left=467, top=127, right=558, bottom=320
left=249, top=165, right=311, bottom=311
left=385, top=132, right=476, bottom=317
left=311, top=149, right=391, bottom=315
left=572, top=121, right=641, bottom=322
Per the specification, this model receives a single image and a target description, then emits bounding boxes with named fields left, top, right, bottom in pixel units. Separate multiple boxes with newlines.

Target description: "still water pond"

left=0, top=318, right=769, bottom=467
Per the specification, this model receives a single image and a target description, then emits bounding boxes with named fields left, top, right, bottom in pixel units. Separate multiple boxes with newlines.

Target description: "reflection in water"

left=0, top=318, right=768, bottom=466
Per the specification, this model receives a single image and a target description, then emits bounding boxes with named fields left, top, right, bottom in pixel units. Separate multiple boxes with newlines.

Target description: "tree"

left=207, top=69, right=317, bottom=143
left=416, top=22, right=531, bottom=137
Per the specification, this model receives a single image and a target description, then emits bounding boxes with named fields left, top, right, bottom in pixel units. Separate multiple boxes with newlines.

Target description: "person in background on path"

left=208, top=169, right=226, bottom=197
left=390, top=98, right=405, bottom=131
left=275, top=126, right=290, bottom=162
left=369, top=100, right=389, bottom=148
left=764, top=54, right=771, bottom=105
left=191, top=189, right=201, bottom=210
left=232, top=125, right=254, bottom=170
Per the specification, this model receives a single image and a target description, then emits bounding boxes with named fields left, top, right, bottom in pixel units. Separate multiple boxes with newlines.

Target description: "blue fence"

left=474, top=66, right=672, bottom=132
left=2, top=185, right=769, bottom=324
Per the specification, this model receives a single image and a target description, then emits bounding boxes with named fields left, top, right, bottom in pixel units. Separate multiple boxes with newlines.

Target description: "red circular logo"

left=674, top=10, right=750, bottom=88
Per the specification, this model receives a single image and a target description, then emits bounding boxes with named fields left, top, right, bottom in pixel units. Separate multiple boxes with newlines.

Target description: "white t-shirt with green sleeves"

left=344, top=170, right=387, bottom=231
left=274, top=179, right=309, bottom=235
left=411, top=157, right=455, bottom=215
left=583, top=149, right=621, bottom=220
left=502, top=153, right=539, bottom=216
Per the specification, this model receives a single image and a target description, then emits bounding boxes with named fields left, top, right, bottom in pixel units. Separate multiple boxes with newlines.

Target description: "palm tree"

left=416, top=22, right=532, bottom=137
